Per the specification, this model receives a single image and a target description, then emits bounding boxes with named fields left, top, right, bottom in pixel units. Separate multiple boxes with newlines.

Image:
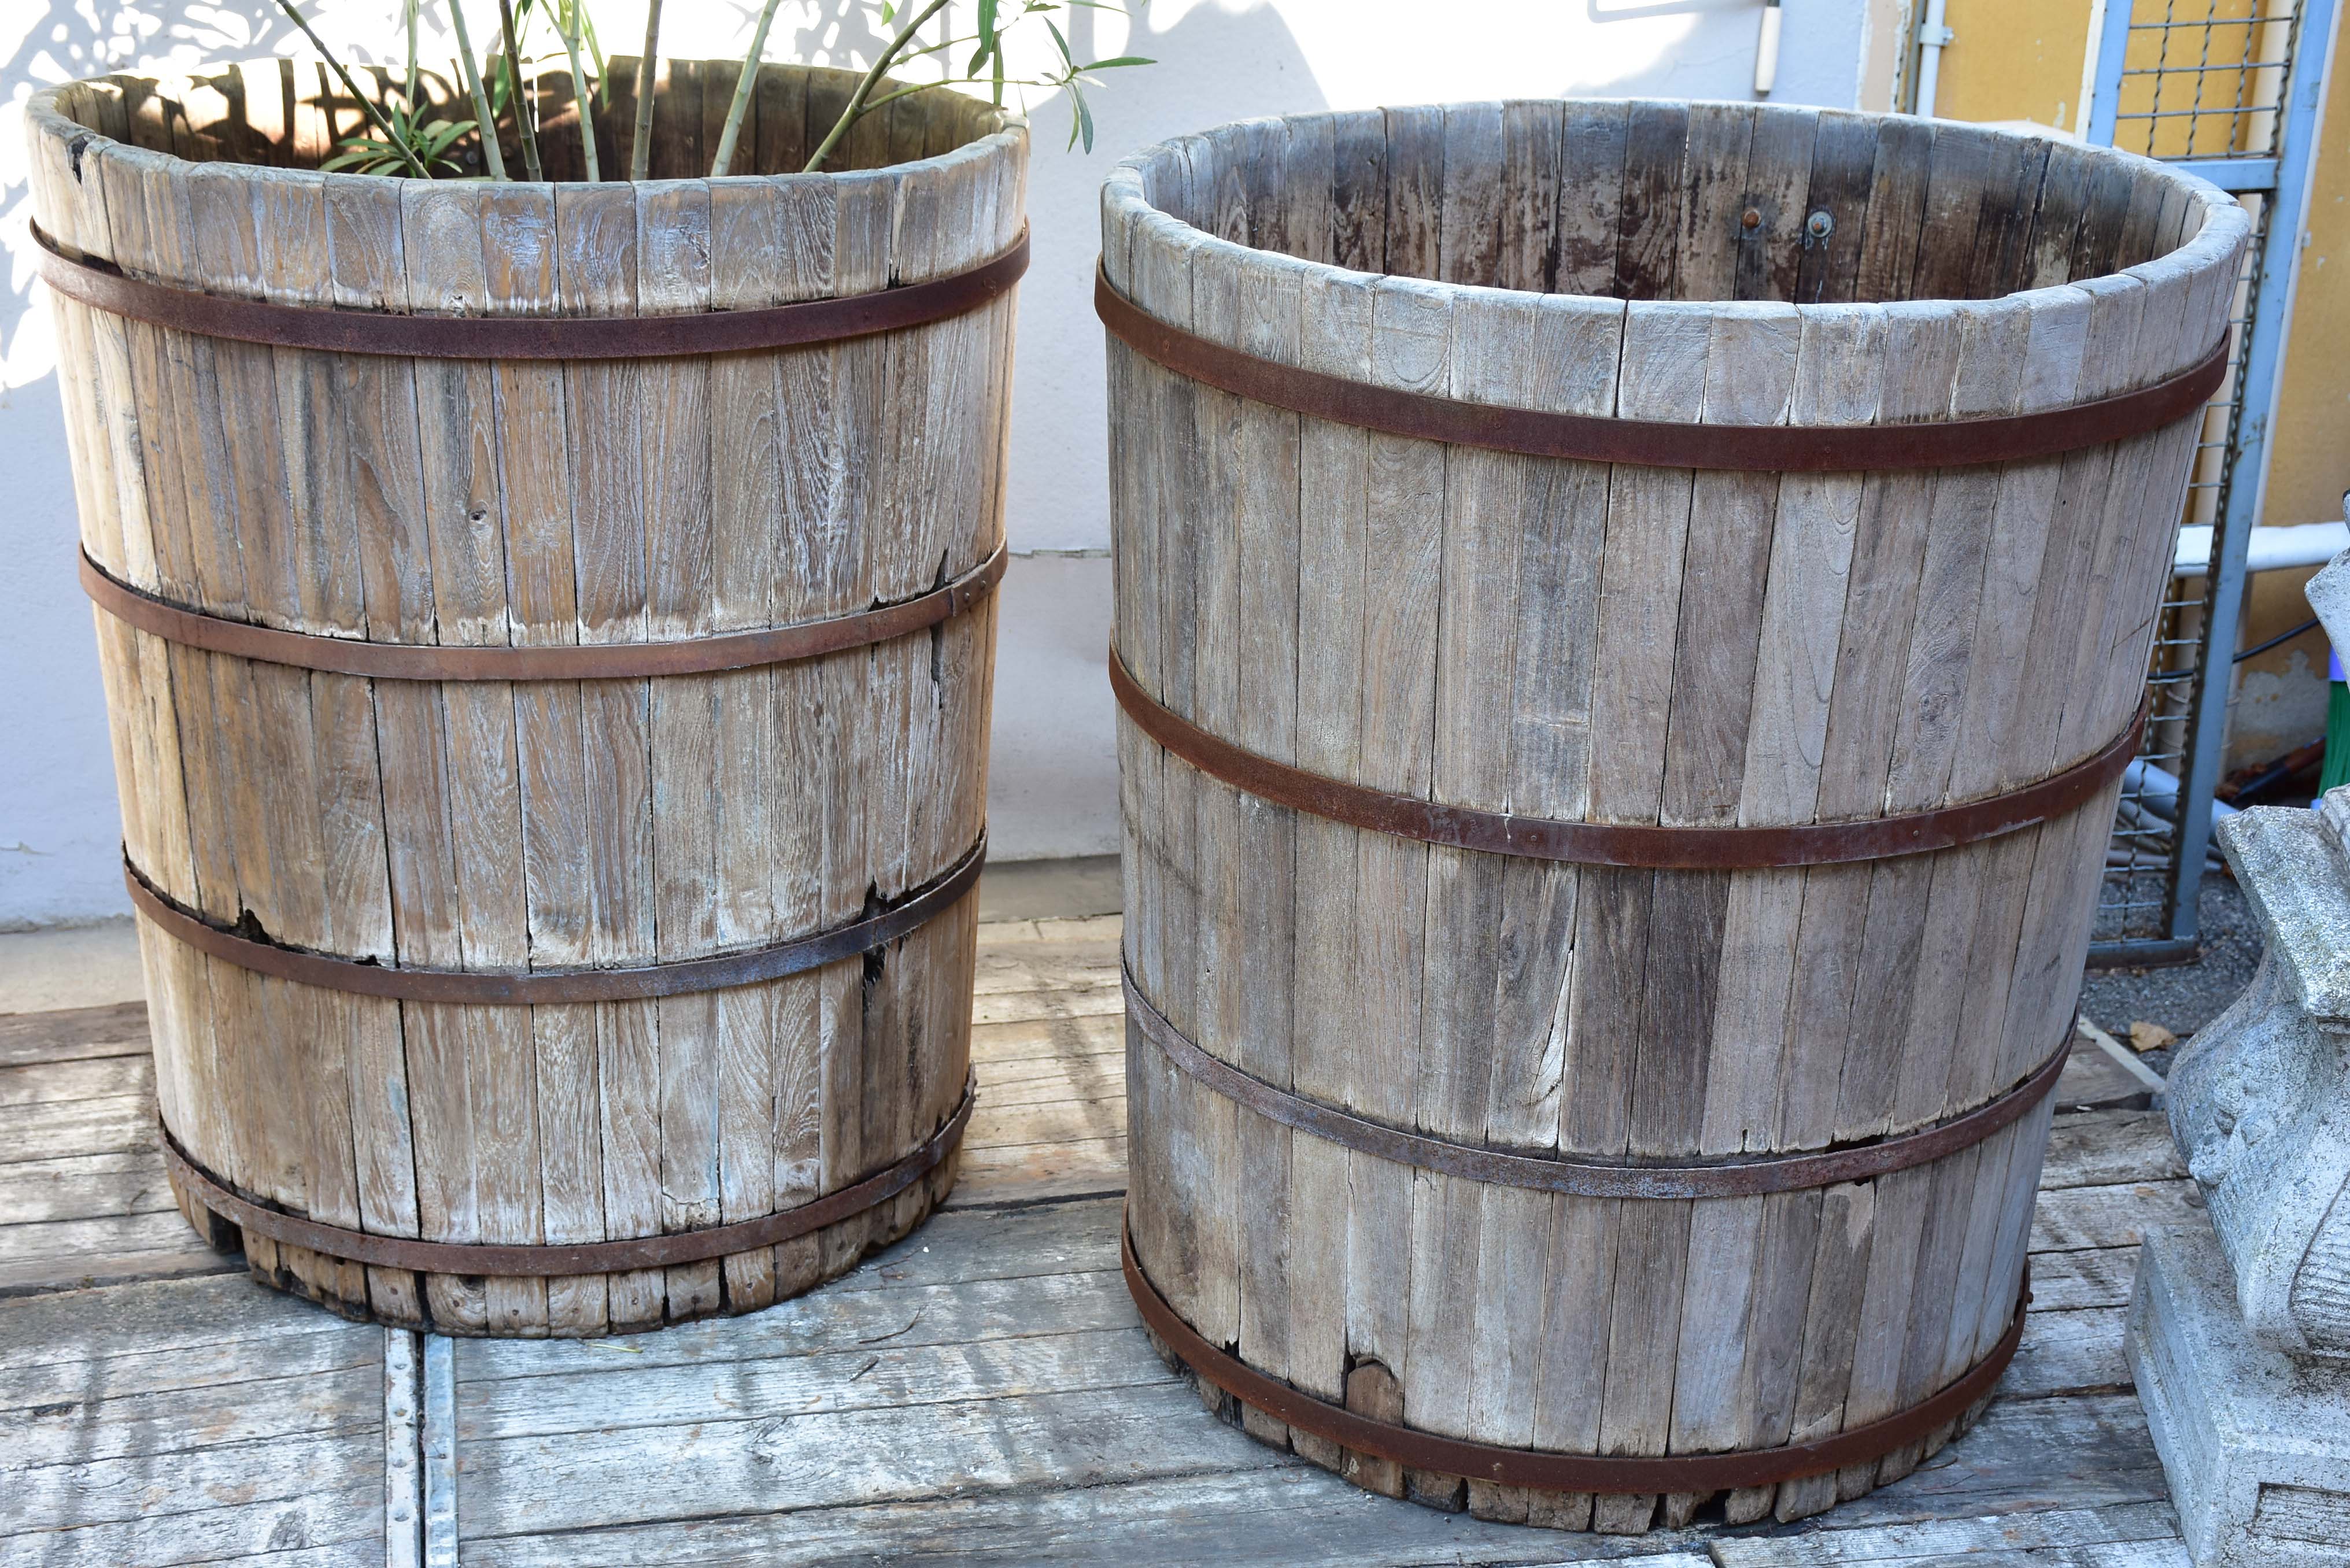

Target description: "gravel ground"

left=2078, top=874, right=2263, bottom=1074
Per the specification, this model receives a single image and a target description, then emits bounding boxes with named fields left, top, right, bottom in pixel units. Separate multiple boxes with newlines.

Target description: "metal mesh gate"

left=2086, top=0, right=2336, bottom=964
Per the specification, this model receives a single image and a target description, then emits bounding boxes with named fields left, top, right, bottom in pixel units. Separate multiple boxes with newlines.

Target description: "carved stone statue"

left=2129, top=546, right=2350, bottom=1565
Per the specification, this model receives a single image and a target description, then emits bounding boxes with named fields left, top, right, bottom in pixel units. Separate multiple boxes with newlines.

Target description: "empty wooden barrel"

left=27, top=61, right=1026, bottom=1334
left=1100, top=102, right=2242, bottom=1529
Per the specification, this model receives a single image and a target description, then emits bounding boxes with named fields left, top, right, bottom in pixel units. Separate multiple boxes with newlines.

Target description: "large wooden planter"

left=1101, top=103, right=2242, bottom=1530
left=26, top=60, right=1026, bottom=1335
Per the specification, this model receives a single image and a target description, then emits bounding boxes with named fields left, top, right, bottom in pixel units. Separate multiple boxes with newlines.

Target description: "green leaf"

left=967, top=0, right=1001, bottom=80
left=1085, top=54, right=1152, bottom=68
left=1044, top=15, right=1073, bottom=65
left=422, top=119, right=478, bottom=156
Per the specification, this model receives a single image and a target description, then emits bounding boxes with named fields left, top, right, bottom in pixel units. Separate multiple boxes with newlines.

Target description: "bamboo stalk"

left=803, top=0, right=954, bottom=173
left=556, top=0, right=600, bottom=181
left=629, top=0, right=662, bottom=182
left=446, top=0, right=508, bottom=180
left=496, top=0, right=545, bottom=180
left=710, top=0, right=787, bottom=177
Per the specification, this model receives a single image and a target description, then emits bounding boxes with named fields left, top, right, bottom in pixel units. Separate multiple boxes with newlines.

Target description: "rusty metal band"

left=1124, top=1216, right=2026, bottom=1494
left=81, top=545, right=1006, bottom=681
left=36, top=221, right=1028, bottom=359
left=125, top=835, right=984, bottom=1004
left=162, top=1083, right=973, bottom=1275
left=1096, top=261, right=2227, bottom=472
left=1125, top=970, right=2064, bottom=1200
left=1113, top=646, right=2142, bottom=869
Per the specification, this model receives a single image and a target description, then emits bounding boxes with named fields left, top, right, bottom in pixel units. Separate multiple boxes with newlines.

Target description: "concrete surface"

left=0, top=916, right=141, bottom=1015
left=2133, top=1221, right=2350, bottom=1566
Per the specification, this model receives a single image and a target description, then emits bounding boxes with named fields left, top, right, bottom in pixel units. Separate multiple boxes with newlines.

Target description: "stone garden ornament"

left=2130, top=541, right=2350, bottom=1563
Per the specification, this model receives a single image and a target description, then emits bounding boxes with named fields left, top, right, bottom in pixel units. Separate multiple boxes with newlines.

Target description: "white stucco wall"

left=0, top=0, right=1866, bottom=927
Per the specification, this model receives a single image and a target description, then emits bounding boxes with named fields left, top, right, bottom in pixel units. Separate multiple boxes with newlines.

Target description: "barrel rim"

left=25, top=58, right=1027, bottom=191
left=1101, top=101, right=2251, bottom=427
left=25, top=62, right=1029, bottom=331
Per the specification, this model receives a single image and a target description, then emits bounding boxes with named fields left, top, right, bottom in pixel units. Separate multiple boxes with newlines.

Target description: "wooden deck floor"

left=2, top=914, right=2202, bottom=1566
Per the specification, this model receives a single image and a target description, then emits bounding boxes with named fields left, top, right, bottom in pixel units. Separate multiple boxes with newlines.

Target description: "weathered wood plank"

left=0, top=1004, right=150, bottom=1069
left=459, top=1469, right=1715, bottom=1567
left=0, top=1271, right=385, bottom=1565
left=2031, top=1181, right=2204, bottom=1255
left=2041, top=1112, right=2185, bottom=1190
left=1715, top=1502, right=2183, bottom=1565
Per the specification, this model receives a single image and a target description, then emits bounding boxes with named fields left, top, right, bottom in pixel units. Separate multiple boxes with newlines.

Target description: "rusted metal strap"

left=82, top=545, right=1005, bottom=681
left=127, top=837, right=984, bottom=1004
left=162, top=1083, right=973, bottom=1275
left=1113, top=646, right=2141, bottom=869
left=1097, top=261, right=2226, bottom=472
left=37, top=221, right=1028, bottom=359
left=1125, top=970, right=2064, bottom=1199
left=1125, top=1217, right=2025, bottom=1494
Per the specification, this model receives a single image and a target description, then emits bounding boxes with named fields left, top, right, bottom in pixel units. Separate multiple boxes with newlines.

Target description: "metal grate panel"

left=2086, top=0, right=2331, bottom=964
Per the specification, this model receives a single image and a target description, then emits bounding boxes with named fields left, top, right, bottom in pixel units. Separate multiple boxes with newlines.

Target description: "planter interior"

left=1129, top=101, right=2197, bottom=304
left=51, top=54, right=1000, bottom=180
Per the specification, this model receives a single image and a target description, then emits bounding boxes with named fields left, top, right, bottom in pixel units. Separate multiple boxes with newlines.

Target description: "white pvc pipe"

left=1754, top=0, right=1782, bottom=97
left=2173, top=521, right=2350, bottom=577
left=1915, top=0, right=1953, bottom=117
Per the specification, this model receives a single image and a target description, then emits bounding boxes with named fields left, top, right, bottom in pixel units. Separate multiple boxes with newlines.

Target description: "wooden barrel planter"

left=1100, top=102, right=2242, bottom=1530
left=26, top=60, right=1026, bottom=1336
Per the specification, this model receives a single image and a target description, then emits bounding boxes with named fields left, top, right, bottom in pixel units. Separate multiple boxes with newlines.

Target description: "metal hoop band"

left=1125, top=970, right=2064, bottom=1199
left=38, top=222, right=1028, bottom=359
left=163, top=1084, right=973, bottom=1276
left=126, top=837, right=984, bottom=1005
left=1113, top=647, right=2141, bottom=869
left=1125, top=1217, right=2026, bottom=1495
left=82, top=545, right=1006, bottom=681
left=1096, top=261, right=2226, bottom=472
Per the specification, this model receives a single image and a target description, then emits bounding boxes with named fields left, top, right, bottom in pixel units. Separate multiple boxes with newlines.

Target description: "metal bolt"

left=1806, top=210, right=1835, bottom=240
left=1741, top=207, right=1762, bottom=230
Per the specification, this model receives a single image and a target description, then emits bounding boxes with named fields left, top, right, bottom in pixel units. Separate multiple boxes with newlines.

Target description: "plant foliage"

left=269, top=0, right=1152, bottom=181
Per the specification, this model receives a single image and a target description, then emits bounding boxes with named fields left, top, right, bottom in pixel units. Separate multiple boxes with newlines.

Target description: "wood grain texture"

left=28, top=66, right=1025, bottom=1336
left=1100, top=105, right=2239, bottom=1533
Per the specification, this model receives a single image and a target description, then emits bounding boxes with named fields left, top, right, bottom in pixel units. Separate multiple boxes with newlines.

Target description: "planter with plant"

left=25, top=1, right=1137, bottom=1335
